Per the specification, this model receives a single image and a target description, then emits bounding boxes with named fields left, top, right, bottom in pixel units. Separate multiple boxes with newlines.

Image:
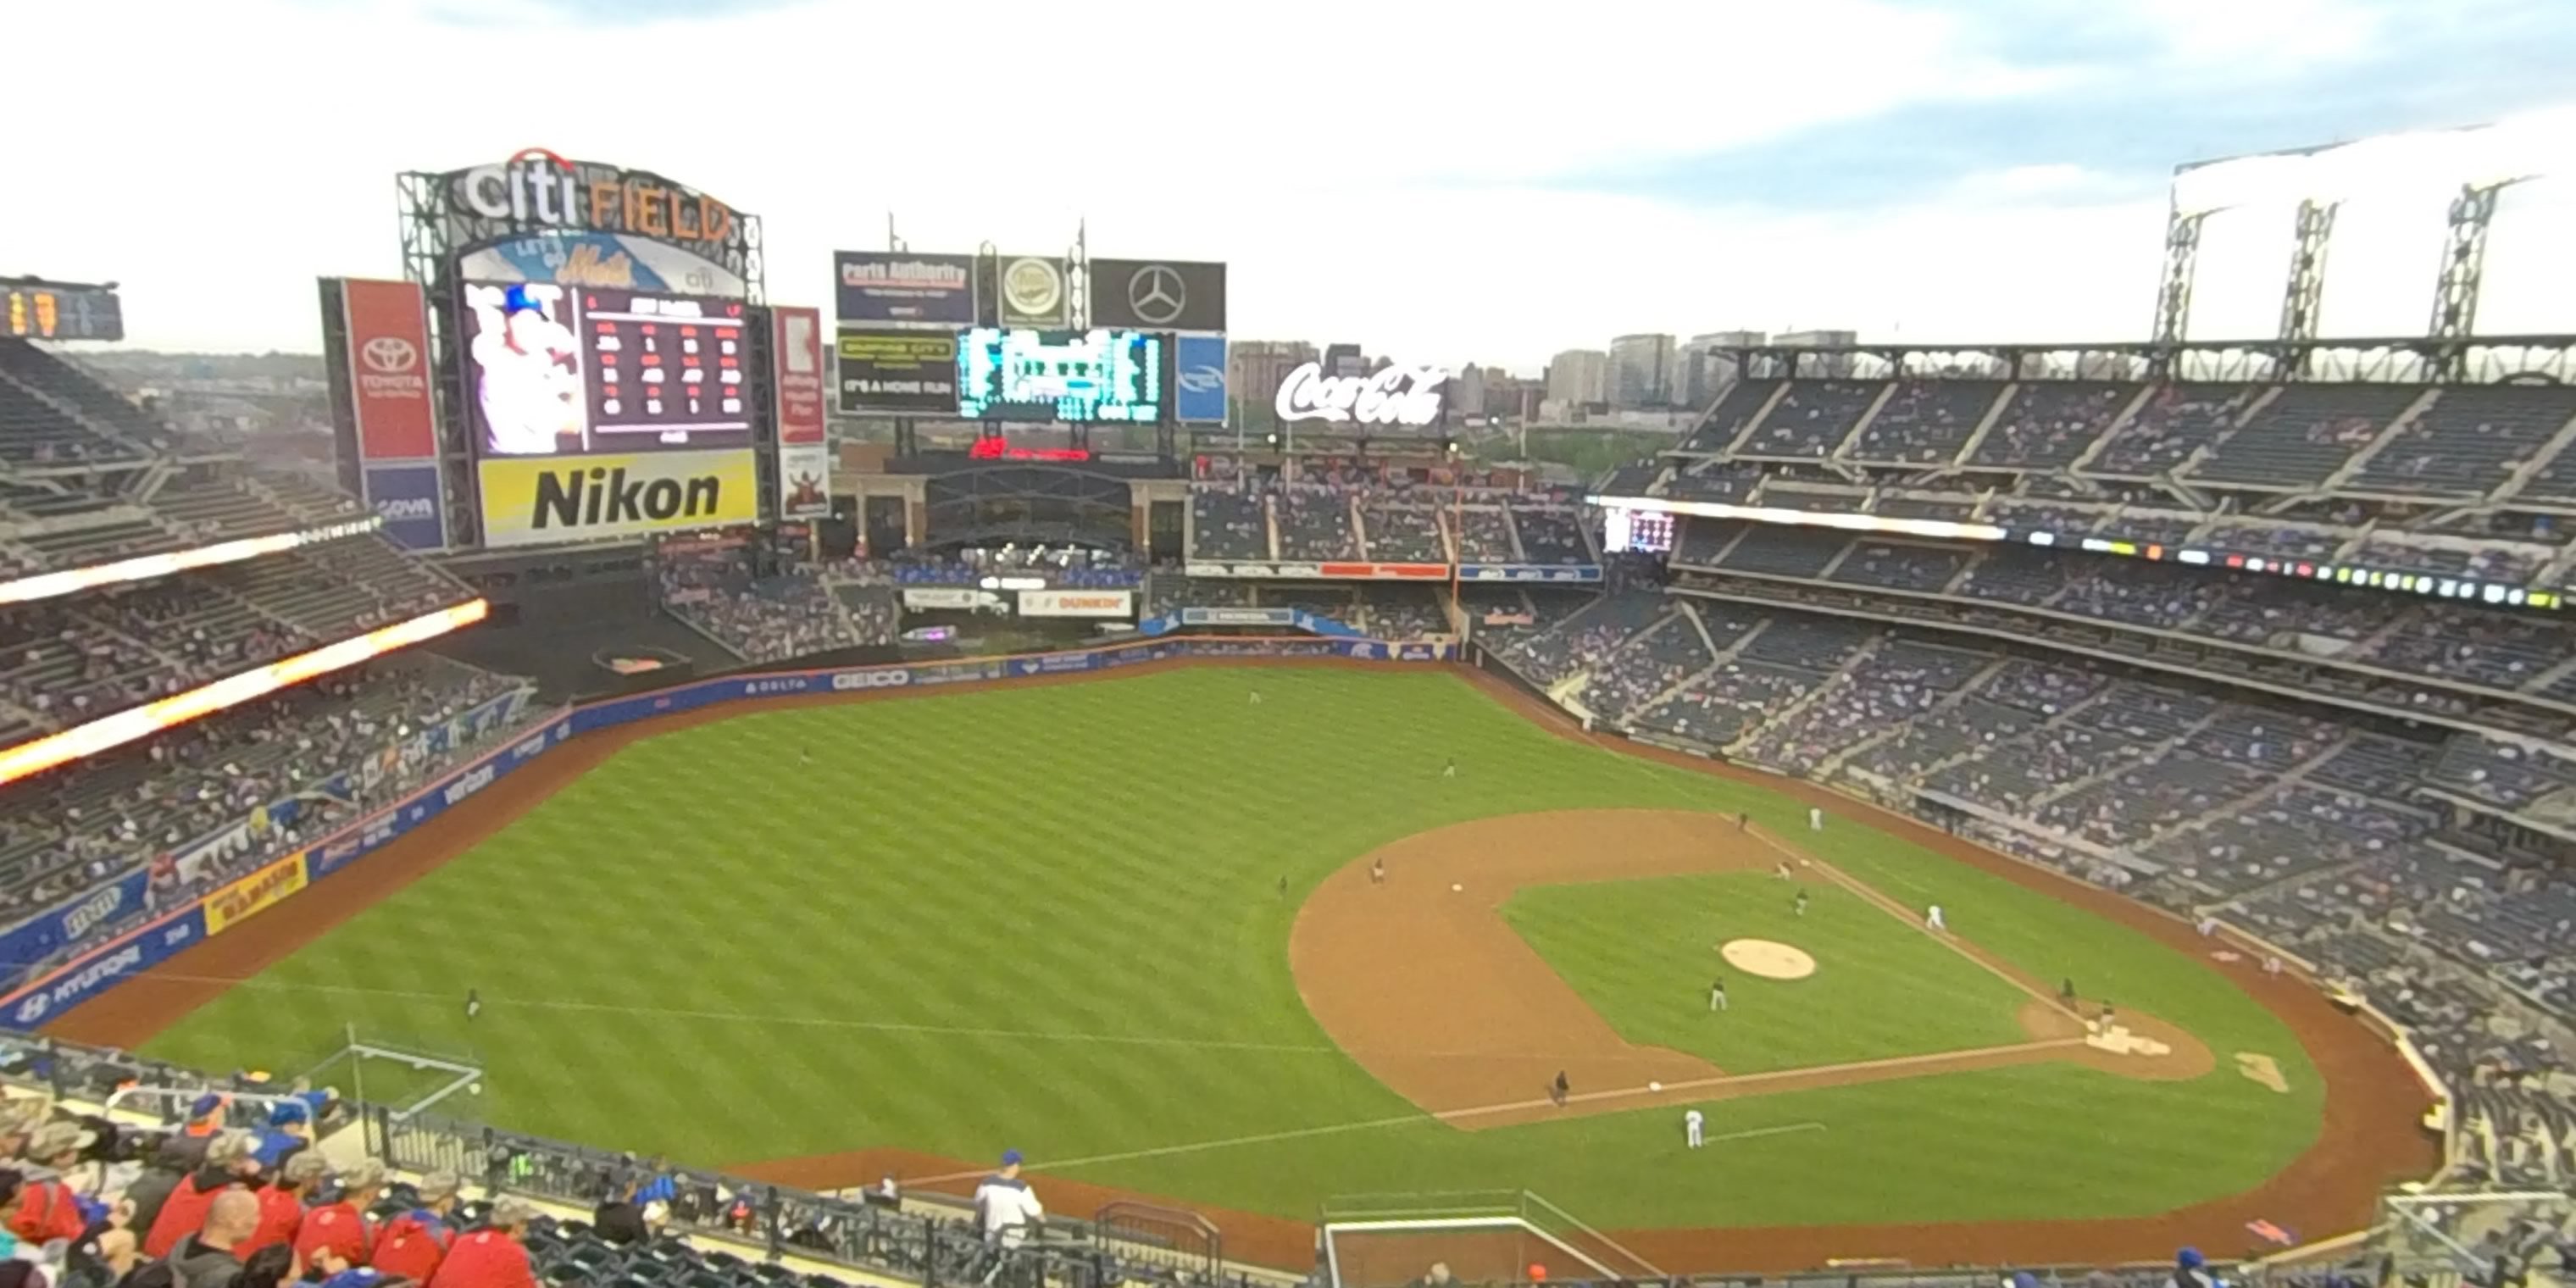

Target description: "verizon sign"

left=1274, top=362, right=1448, bottom=428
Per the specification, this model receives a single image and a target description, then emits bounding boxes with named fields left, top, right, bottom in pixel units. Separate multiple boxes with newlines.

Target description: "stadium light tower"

left=2424, top=110, right=2568, bottom=369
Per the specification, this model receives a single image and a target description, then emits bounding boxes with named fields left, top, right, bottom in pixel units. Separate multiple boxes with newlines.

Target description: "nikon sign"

left=476, top=449, right=756, bottom=547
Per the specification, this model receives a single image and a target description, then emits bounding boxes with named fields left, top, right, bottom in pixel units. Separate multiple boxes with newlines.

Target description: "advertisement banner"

left=457, top=234, right=749, bottom=299
left=902, top=587, right=998, bottom=610
left=364, top=462, right=448, bottom=551
left=203, top=853, right=308, bottom=936
left=1087, top=259, right=1226, bottom=331
left=835, top=252, right=975, bottom=327
left=341, top=279, right=437, bottom=460
left=1019, top=589, right=1133, bottom=619
left=778, top=443, right=830, bottom=520
left=6, top=908, right=202, bottom=1029
left=1174, top=334, right=1227, bottom=424
left=0, top=872, right=151, bottom=995
left=836, top=329, right=962, bottom=414
left=772, top=307, right=827, bottom=445
left=476, top=449, right=756, bottom=547
left=1180, top=607, right=1296, bottom=626
left=1457, top=564, right=1604, bottom=583
left=997, top=256, right=1069, bottom=328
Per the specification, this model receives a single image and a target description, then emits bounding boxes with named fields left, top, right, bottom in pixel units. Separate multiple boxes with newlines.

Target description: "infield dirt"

left=48, top=658, right=2440, bottom=1272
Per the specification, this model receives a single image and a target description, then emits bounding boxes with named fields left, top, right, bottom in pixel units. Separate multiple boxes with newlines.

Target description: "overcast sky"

left=8, top=0, right=2574, bottom=374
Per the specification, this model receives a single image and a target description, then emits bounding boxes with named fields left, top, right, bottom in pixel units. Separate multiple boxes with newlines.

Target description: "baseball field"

left=59, top=661, right=2436, bottom=1270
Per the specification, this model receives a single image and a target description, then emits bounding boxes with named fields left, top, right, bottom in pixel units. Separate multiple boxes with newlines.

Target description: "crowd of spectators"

left=0, top=658, right=532, bottom=971
left=1185, top=483, right=1594, bottom=567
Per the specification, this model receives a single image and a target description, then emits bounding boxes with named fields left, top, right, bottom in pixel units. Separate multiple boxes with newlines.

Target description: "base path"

left=1294, top=810, right=2209, bottom=1132
left=1291, top=809, right=1741, bottom=1125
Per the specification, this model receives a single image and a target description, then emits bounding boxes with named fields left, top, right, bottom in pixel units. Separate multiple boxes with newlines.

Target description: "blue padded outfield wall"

left=0, top=636, right=1451, bottom=1030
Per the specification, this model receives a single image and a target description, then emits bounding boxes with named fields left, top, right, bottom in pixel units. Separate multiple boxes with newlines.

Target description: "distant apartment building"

left=1230, top=340, right=1319, bottom=424
left=1677, top=330, right=1767, bottom=408
left=1323, top=343, right=1366, bottom=378
left=1608, top=333, right=1677, bottom=408
left=1544, top=349, right=1607, bottom=406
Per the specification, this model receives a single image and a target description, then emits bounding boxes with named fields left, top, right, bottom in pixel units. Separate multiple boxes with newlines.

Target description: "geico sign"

left=831, top=669, right=912, bottom=691
left=1274, top=362, right=1447, bottom=426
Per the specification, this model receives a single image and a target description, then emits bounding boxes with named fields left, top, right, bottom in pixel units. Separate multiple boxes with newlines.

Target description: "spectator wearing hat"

left=0, top=1104, right=47, bottom=1163
left=971, top=1152, right=1043, bottom=1251
left=121, top=1141, right=201, bottom=1242
left=163, top=1189, right=257, bottom=1288
left=240, top=1156, right=321, bottom=1257
left=2174, top=1248, right=2216, bottom=1288
left=10, top=1125, right=96, bottom=1250
left=294, top=1162, right=386, bottom=1270
left=424, top=1197, right=536, bottom=1288
left=247, top=1106, right=308, bottom=1174
left=177, top=1099, right=228, bottom=1145
left=142, top=1135, right=259, bottom=1259
left=366, top=1174, right=458, bottom=1285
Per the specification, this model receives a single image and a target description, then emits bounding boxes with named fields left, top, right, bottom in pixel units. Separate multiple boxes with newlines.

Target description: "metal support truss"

left=2276, top=199, right=2339, bottom=357
left=2147, top=208, right=2207, bottom=373
left=2426, top=180, right=2518, bottom=380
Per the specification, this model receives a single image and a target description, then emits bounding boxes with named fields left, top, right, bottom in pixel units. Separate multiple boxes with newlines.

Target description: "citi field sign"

left=439, top=152, right=740, bottom=252
left=1275, top=362, right=1450, bottom=428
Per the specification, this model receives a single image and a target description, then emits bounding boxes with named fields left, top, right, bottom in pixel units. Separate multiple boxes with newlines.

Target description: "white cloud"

left=2, top=0, right=2566, bottom=370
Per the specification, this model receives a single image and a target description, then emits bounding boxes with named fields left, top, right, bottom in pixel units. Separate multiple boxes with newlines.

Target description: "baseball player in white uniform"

left=1926, top=903, right=1946, bottom=932
left=1807, top=806, right=1824, bottom=831
left=1684, top=1109, right=1704, bottom=1149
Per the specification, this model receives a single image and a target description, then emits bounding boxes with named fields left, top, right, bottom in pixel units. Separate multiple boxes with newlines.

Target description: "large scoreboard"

left=461, top=281, right=753, bottom=457
left=2, top=280, right=124, bottom=342
left=956, top=327, right=1163, bottom=423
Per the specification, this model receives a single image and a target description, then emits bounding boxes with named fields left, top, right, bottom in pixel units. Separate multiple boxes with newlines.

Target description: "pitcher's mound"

left=1721, top=939, right=1816, bottom=980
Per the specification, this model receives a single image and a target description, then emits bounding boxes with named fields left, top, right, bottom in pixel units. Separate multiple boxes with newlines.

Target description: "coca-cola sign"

left=1274, top=362, right=1449, bottom=428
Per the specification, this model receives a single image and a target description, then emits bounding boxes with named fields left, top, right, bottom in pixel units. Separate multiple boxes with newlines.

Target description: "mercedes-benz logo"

left=1127, top=265, right=1186, bottom=325
left=361, top=337, right=419, bottom=373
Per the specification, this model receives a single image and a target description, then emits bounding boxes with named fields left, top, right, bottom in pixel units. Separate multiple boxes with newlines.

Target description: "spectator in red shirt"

left=144, top=1132, right=261, bottom=1258
left=242, top=1153, right=325, bottom=1255
left=368, top=1173, right=459, bottom=1284
left=426, top=1198, right=537, bottom=1288
left=296, top=1160, right=389, bottom=1269
left=9, top=1122, right=96, bottom=1248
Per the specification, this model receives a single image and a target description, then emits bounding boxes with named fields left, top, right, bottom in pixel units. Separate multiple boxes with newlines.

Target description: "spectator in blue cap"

left=2174, top=1247, right=2215, bottom=1288
left=972, top=1151, right=1043, bottom=1251
left=250, top=1101, right=309, bottom=1171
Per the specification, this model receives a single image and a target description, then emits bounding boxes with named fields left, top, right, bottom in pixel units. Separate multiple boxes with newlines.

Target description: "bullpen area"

left=53, top=661, right=2435, bottom=1271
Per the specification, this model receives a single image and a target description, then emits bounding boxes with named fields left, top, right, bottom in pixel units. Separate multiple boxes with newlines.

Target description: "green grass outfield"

left=142, top=667, right=2324, bottom=1229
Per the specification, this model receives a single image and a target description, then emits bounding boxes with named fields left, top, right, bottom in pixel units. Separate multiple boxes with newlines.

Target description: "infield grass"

left=141, top=666, right=2326, bottom=1229
left=1504, top=872, right=2034, bottom=1073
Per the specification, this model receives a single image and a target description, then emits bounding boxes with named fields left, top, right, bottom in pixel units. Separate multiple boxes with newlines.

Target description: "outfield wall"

left=0, top=636, right=1452, bottom=1032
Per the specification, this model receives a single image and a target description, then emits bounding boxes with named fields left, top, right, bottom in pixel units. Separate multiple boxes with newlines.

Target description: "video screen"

left=1601, top=506, right=1674, bottom=555
left=463, top=281, right=754, bottom=457
left=956, top=328, right=1162, bottom=423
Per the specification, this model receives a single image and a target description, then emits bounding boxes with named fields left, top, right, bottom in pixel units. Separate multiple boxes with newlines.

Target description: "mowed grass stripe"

left=142, top=668, right=2324, bottom=1227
